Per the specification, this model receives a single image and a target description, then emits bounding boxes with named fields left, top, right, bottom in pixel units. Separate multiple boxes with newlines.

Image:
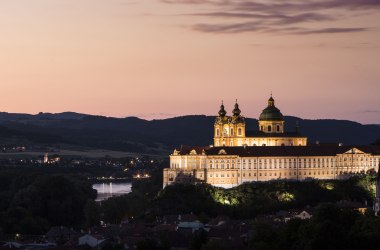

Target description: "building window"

left=238, top=128, right=242, bottom=135
left=268, top=125, right=272, bottom=132
left=216, top=129, right=220, bottom=136
left=277, top=125, right=280, bottom=132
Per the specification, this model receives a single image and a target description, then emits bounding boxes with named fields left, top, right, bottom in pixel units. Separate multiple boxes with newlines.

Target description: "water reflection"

left=93, top=182, right=132, bottom=201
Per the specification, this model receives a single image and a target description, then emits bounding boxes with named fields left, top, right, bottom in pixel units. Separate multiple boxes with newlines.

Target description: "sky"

left=0, top=0, right=379, bottom=124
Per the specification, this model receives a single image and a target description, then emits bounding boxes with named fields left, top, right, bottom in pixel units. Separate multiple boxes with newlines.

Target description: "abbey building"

left=214, top=96, right=307, bottom=147
left=163, top=96, right=380, bottom=188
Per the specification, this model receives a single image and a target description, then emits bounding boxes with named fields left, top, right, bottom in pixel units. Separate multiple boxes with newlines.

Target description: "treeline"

left=154, top=175, right=375, bottom=219
left=0, top=166, right=377, bottom=237
left=249, top=204, right=380, bottom=250
left=0, top=168, right=96, bottom=234
left=91, top=173, right=376, bottom=225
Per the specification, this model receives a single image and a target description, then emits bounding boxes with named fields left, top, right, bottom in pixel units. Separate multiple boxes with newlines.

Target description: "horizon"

left=1, top=1, right=379, bottom=124
left=2, top=109, right=380, bottom=125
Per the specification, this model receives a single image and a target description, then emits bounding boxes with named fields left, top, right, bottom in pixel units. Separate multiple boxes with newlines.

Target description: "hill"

left=0, top=112, right=379, bottom=154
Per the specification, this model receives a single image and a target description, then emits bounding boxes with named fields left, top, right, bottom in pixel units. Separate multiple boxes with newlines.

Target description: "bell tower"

left=214, top=100, right=245, bottom=147
left=231, top=100, right=245, bottom=139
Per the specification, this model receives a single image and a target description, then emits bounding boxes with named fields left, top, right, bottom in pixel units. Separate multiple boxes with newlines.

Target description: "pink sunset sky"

left=0, top=0, right=379, bottom=124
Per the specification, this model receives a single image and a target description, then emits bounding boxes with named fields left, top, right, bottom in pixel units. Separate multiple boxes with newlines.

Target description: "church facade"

left=213, top=96, right=307, bottom=147
left=163, top=96, right=380, bottom=188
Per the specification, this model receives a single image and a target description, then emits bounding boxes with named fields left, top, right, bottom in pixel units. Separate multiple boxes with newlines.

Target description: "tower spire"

left=232, top=99, right=241, bottom=116
left=218, top=100, right=226, bottom=117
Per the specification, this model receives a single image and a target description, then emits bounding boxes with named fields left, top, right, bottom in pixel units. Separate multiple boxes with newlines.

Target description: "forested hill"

left=0, top=112, right=379, bottom=154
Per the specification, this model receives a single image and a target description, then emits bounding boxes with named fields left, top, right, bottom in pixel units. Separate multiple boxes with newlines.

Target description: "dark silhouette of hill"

left=0, top=112, right=379, bottom=154
left=0, top=124, right=62, bottom=144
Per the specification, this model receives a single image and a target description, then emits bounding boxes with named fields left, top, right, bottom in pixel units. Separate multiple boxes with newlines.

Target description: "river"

left=93, top=182, right=132, bottom=201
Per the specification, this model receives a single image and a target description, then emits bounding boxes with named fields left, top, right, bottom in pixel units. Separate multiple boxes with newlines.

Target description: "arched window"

left=216, top=129, right=220, bottom=136
left=277, top=125, right=280, bottom=132
left=268, top=125, right=272, bottom=132
left=238, top=128, right=242, bottom=135
left=223, top=128, right=228, bottom=136
left=231, top=128, right=234, bottom=136
left=260, top=126, right=263, bottom=131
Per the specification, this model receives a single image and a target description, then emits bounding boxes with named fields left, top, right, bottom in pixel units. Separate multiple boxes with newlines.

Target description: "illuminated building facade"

left=214, top=96, right=307, bottom=147
left=163, top=96, right=380, bottom=188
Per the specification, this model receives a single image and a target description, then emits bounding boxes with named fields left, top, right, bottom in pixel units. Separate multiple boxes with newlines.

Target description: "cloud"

left=193, top=22, right=367, bottom=35
left=161, top=0, right=380, bottom=34
left=163, top=0, right=380, bottom=10
left=292, top=27, right=368, bottom=34
left=362, top=110, right=380, bottom=113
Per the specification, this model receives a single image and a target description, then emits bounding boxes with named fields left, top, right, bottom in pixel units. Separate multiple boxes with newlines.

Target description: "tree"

left=84, top=200, right=101, bottom=228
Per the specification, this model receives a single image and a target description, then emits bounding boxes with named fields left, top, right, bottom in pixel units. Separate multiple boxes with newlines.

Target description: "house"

left=294, top=210, right=313, bottom=220
left=78, top=234, right=107, bottom=249
left=177, top=221, right=204, bottom=233
left=46, top=226, right=77, bottom=244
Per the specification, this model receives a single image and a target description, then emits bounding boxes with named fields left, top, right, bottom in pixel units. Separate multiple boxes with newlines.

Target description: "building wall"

left=163, top=151, right=380, bottom=188
left=258, top=120, right=285, bottom=133
left=214, top=136, right=307, bottom=147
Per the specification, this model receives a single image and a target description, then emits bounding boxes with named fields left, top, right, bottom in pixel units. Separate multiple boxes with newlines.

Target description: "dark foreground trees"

left=0, top=170, right=96, bottom=234
left=249, top=204, right=380, bottom=250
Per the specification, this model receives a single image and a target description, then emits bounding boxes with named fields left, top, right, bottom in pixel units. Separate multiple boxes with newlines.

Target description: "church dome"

left=259, top=96, right=284, bottom=121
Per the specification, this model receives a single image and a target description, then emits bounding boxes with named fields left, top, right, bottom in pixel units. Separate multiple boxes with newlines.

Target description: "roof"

left=245, top=130, right=305, bottom=138
left=175, top=145, right=210, bottom=155
left=259, top=105, right=284, bottom=121
left=163, top=214, right=198, bottom=224
left=199, top=145, right=380, bottom=157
